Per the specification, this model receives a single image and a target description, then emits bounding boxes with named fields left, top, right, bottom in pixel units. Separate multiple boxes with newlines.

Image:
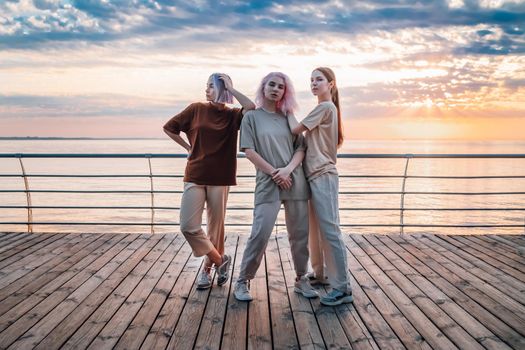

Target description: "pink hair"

left=255, top=72, right=298, bottom=116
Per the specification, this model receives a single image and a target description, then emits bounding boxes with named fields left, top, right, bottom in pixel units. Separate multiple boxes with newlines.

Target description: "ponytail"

left=314, top=67, right=344, bottom=148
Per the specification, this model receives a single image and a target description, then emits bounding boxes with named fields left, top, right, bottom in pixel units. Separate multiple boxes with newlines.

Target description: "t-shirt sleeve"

left=230, top=107, right=244, bottom=130
left=239, top=112, right=256, bottom=152
left=163, top=103, right=196, bottom=135
left=300, top=103, right=327, bottom=131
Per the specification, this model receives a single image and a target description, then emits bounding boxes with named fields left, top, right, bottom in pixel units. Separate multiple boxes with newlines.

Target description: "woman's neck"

left=261, top=99, right=277, bottom=113
left=317, top=92, right=332, bottom=104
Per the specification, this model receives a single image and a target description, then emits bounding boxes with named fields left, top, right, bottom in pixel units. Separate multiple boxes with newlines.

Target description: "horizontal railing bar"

left=1, top=206, right=524, bottom=211
left=2, top=190, right=525, bottom=195
left=1, top=174, right=524, bottom=180
left=1, top=153, right=525, bottom=158
left=0, top=222, right=522, bottom=228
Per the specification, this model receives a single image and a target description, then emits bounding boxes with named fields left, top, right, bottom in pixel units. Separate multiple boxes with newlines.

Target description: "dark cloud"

left=504, top=78, right=525, bottom=89
left=1, top=0, right=524, bottom=55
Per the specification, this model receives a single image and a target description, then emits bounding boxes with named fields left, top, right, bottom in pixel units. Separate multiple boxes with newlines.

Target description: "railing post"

left=400, top=155, right=412, bottom=235
left=16, top=154, right=33, bottom=233
left=146, top=154, right=155, bottom=234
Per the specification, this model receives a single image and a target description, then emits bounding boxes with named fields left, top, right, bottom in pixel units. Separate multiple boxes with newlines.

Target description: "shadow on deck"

left=0, top=231, right=524, bottom=349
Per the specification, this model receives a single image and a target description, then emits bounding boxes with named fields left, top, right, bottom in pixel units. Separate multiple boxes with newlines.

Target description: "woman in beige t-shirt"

left=288, top=67, right=353, bottom=306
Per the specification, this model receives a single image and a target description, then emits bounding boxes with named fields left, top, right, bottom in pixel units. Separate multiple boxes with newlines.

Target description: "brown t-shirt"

left=164, top=102, right=243, bottom=186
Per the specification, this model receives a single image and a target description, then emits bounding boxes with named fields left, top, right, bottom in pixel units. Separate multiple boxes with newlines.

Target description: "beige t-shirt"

left=240, top=108, right=309, bottom=205
left=301, top=101, right=339, bottom=181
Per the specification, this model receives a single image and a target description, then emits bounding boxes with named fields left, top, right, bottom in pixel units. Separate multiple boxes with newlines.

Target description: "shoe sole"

left=320, top=295, right=354, bottom=306
left=234, top=293, right=253, bottom=302
left=294, top=287, right=319, bottom=299
left=196, top=284, right=212, bottom=290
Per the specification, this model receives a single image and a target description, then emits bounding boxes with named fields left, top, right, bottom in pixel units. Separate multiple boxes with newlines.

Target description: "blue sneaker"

left=320, top=289, right=353, bottom=306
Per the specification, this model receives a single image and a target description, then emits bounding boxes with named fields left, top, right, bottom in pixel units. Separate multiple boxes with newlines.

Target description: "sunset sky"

left=1, top=0, right=524, bottom=140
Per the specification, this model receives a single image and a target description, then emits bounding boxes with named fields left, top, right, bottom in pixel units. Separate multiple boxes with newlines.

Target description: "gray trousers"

left=238, top=200, right=309, bottom=282
left=310, top=173, right=352, bottom=293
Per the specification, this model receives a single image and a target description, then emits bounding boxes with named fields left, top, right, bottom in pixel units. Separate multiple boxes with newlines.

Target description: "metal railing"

left=1, top=153, right=524, bottom=234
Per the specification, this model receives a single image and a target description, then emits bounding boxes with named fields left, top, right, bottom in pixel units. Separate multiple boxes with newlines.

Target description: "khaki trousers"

left=309, top=173, right=352, bottom=293
left=238, top=200, right=309, bottom=282
left=179, top=182, right=229, bottom=265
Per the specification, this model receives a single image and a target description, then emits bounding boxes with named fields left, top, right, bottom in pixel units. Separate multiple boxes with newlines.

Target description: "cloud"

left=0, top=93, right=181, bottom=119
left=1, top=0, right=524, bottom=55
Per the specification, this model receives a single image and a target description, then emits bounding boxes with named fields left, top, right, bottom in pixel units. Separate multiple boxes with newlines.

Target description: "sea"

left=1, top=139, right=524, bottom=235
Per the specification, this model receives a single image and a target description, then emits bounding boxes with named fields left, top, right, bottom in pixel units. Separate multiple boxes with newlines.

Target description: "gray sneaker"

left=320, top=289, right=353, bottom=306
left=196, top=270, right=212, bottom=290
left=234, top=280, right=253, bottom=301
left=294, top=275, right=319, bottom=298
left=217, top=254, right=231, bottom=286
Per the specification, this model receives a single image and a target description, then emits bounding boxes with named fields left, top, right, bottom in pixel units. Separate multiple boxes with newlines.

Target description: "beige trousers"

left=179, top=182, right=229, bottom=264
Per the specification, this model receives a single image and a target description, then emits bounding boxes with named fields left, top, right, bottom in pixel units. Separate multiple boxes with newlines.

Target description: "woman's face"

left=263, top=76, right=285, bottom=102
left=310, top=70, right=332, bottom=96
left=205, top=76, right=217, bottom=102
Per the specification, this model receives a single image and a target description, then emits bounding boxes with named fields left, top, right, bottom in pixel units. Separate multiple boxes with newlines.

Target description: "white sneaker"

left=294, top=275, right=319, bottom=298
left=196, top=270, right=212, bottom=290
left=234, top=280, right=253, bottom=301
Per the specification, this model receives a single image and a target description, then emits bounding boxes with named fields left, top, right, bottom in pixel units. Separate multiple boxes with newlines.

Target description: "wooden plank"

left=0, top=233, right=65, bottom=268
left=343, top=235, right=430, bottom=349
left=338, top=245, right=402, bottom=350
left=460, top=235, right=525, bottom=271
left=368, top=234, right=513, bottom=350
left=140, top=246, right=203, bottom=349
left=0, top=233, right=101, bottom=301
left=483, top=235, right=525, bottom=252
left=114, top=236, right=192, bottom=350
left=429, top=235, right=525, bottom=306
left=193, top=235, right=240, bottom=350
left=246, top=237, right=272, bottom=350
left=0, top=233, right=121, bottom=316
left=0, top=233, right=37, bottom=260
left=355, top=234, right=491, bottom=350
left=0, top=233, right=78, bottom=289
left=86, top=235, right=181, bottom=349
left=386, top=234, right=525, bottom=350
left=0, top=233, right=36, bottom=261
left=0, top=233, right=141, bottom=347
left=7, top=234, right=158, bottom=349
left=276, top=234, right=326, bottom=350
left=403, top=234, right=525, bottom=336
left=219, top=234, right=249, bottom=350
left=447, top=235, right=525, bottom=286
left=265, top=234, right=300, bottom=349
left=346, top=234, right=458, bottom=350
left=51, top=234, right=169, bottom=350
left=163, top=252, right=212, bottom=349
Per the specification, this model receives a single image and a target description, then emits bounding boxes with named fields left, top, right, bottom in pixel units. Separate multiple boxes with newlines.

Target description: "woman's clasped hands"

left=272, top=167, right=293, bottom=190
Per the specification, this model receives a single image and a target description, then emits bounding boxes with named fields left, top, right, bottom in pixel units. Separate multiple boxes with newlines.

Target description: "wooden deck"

left=0, top=232, right=524, bottom=349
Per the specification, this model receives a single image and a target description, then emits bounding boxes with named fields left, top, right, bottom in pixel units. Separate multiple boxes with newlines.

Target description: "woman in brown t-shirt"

left=163, top=73, right=255, bottom=289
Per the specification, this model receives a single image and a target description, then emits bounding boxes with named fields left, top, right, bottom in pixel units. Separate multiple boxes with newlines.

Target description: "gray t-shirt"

left=301, top=101, right=339, bottom=181
left=240, top=108, right=309, bottom=205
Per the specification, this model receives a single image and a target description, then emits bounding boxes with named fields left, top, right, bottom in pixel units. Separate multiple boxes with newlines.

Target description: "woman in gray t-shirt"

left=233, top=72, right=318, bottom=302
